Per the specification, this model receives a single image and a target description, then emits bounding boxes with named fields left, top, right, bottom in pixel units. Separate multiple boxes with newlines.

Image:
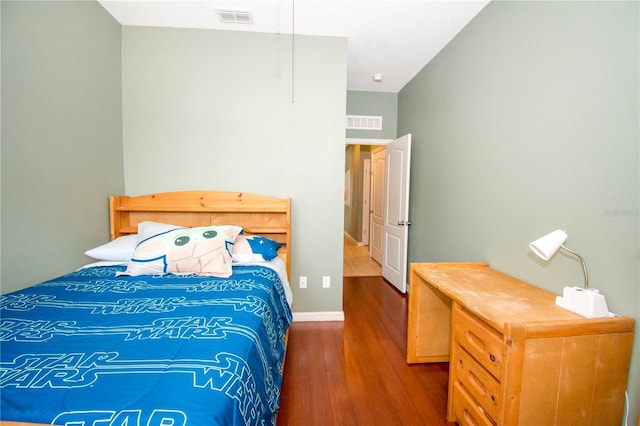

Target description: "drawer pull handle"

left=466, top=331, right=486, bottom=352
left=468, top=370, right=487, bottom=396
left=489, top=354, right=496, bottom=363
left=463, top=409, right=479, bottom=426
left=490, top=394, right=497, bottom=403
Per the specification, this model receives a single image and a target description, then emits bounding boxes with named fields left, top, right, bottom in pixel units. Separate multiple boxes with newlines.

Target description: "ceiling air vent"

left=215, top=9, right=254, bottom=24
left=346, top=115, right=383, bottom=130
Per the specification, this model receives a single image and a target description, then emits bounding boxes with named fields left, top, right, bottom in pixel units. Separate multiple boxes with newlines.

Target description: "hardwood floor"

left=277, top=276, right=453, bottom=425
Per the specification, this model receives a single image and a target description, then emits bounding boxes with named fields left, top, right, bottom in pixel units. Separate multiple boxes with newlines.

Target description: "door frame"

left=346, top=138, right=393, bottom=146
left=362, top=159, right=371, bottom=246
left=345, top=138, right=393, bottom=250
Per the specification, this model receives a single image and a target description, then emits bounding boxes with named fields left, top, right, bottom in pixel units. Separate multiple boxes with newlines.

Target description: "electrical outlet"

left=322, top=276, right=331, bottom=288
left=299, top=276, right=307, bottom=289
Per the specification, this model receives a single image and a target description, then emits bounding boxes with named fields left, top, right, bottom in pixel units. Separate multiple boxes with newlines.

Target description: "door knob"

left=397, top=220, right=412, bottom=226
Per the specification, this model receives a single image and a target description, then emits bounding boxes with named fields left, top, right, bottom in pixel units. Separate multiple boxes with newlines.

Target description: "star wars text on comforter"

left=0, top=264, right=292, bottom=426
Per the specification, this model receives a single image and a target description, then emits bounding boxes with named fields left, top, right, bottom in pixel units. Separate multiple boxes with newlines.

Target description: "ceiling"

left=98, top=0, right=490, bottom=93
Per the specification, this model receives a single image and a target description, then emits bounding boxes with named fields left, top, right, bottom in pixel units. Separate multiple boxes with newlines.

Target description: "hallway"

left=343, top=234, right=382, bottom=277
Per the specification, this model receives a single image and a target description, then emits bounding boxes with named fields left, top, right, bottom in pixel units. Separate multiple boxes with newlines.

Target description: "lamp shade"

left=529, top=229, right=568, bottom=261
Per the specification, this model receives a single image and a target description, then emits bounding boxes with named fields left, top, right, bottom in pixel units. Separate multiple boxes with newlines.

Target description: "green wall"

left=399, top=0, right=639, bottom=420
left=1, top=0, right=124, bottom=294
left=346, top=91, right=398, bottom=140
left=121, top=26, right=347, bottom=313
left=344, top=144, right=362, bottom=240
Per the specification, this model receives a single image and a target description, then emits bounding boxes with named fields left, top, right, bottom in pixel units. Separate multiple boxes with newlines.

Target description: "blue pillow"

left=232, top=235, right=281, bottom=263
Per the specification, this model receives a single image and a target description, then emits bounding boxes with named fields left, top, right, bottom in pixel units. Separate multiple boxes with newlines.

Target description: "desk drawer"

left=453, top=304, right=503, bottom=379
left=452, top=343, right=501, bottom=422
left=451, top=380, right=496, bottom=426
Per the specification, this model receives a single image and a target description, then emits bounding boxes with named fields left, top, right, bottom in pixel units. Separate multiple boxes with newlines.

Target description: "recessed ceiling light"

left=372, top=74, right=384, bottom=82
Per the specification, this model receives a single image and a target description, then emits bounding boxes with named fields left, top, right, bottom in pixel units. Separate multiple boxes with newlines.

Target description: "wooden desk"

left=407, top=263, right=635, bottom=426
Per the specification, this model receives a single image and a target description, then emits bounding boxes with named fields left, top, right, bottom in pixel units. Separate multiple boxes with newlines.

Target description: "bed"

left=0, top=191, right=293, bottom=426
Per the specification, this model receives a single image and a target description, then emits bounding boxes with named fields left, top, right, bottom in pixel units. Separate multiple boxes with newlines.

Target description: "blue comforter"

left=0, top=264, right=292, bottom=426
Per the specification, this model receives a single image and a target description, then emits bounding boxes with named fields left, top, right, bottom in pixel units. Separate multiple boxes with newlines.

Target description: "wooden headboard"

left=109, top=191, right=291, bottom=277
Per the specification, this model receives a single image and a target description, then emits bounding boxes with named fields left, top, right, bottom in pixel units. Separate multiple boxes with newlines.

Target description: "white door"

left=382, top=134, right=412, bottom=293
left=362, top=159, right=371, bottom=246
left=370, top=147, right=385, bottom=264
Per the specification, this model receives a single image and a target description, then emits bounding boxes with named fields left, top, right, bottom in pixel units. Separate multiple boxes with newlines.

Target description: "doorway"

left=343, top=140, right=387, bottom=277
left=343, top=135, right=412, bottom=289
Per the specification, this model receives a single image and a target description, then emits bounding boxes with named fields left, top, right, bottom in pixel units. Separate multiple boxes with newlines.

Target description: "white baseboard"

left=292, top=311, right=345, bottom=322
left=344, top=231, right=366, bottom=247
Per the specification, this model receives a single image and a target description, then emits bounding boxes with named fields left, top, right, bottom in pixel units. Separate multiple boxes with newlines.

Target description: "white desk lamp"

left=529, top=229, right=612, bottom=318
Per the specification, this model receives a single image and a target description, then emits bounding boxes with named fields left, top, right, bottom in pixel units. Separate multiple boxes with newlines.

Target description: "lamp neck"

left=560, top=245, right=589, bottom=290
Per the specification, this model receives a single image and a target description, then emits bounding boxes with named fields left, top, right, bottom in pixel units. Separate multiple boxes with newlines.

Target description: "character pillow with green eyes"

left=122, top=225, right=243, bottom=277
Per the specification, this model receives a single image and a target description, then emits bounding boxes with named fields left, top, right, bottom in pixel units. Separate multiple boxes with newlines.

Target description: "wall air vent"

left=346, top=115, right=383, bottom=130
left=215, top=9, right=254, bottom=24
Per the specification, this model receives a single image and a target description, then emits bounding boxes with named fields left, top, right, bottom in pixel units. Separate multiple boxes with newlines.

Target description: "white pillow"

left=84, top=234, right=137, bottom=262
left=137, top=221, right=185, bottom=241
left=122, top=224, right=243, bottom=277
left=84, top=222, right=183, bottom=262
